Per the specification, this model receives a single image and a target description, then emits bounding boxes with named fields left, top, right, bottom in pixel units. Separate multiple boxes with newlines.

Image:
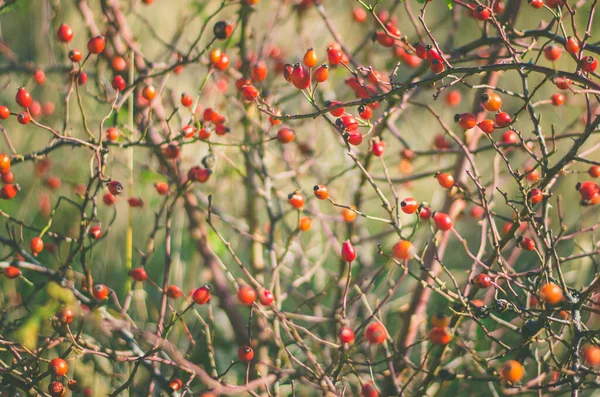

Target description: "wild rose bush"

left=1, top=0, right=600, bottom=395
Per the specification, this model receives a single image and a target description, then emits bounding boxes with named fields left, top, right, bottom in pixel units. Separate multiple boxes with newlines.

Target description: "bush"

left=1, top=0, right=600, bottom=395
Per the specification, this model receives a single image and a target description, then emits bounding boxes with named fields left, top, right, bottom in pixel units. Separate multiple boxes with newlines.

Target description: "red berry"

left=365, top=322, right=386, bottom=344
left=588, top=166, right=600, bottom=178
left=519, top=237, right=535, bottom=251
left=111, top=56, right=127, bottom=72
left=495, top=112, right=511, bottom=127
left=187, top=166, right=211, bottom=183
left=527, top=188, right=543, bottom=205
left=0, top=106, right=10, bottom=119
left=436, top=172, right=454, bottom=189
left=370, top=138, right=384, bottom=156
left=339, top=326, right=355, bottom=343
left=478, top=119, right=495, bottom=134
left=155, top=182, right=169, bottom=195
left=429, top=327, right=452, bottom=345
left=430, top=58, right=444, bottom=73
left=108, top=180, right=123, bottom=195
left=106, top=127, right=120, bottom=142
left=34, top=70, right=46, bottom=85
left=192, top=285, right=211, bottom=304
left=288, top=191, right=304, bottom=209
left=426, top=46, right=442, bottom=62
left=181, top=125, right=195, bottom=138
left=313, top=185, right=329, bottom=200
left=103, top=192, right=116, bottom=205
left=237, top=285, right=257, bottom=306
left=50, top=358, right=69, bottom=377
left=326, top=101, right=344, bottom=117
left=565, top=36, right=580, bottom=54
left=69, top=49, right=83, bottom=62
left=291, top=63, right=310, bottom=89
left=543, top=45, right=562, bottom=61
left=89, top=226, right=102, bottom=239
left=15, top=87, right=32, bottom=108
left=445, top=90, right=461, bottom=107
left=87, top=36, right=106, bottom=54
left=57, top=24, right=74, bottom=43
left=258, top=288, right=274, bottom=305
left=93, top=284, right=109, bottom=300
left=455, top=113, right=477, bottom=130
left=347, top=131, right=363, bottom=146
left=473, top=5, right=491, bottom=21
left=361, top=382, right=379, bottom=397
left=551, top=93, right=565, bottom=106
left=472, top=273, right=491, bottom=288
left=4, top=265, right=20, bottom=279
left=414, top=43, right=427, bottom=59
left=112, top=75, right=126, bottom=91
left=401, top=198, right=418, bottom=214
left=1, top=184, right=18, bottom=199
left=337, top=114, right=358, bottom=131
left=581, top=56, right=598, bottom=73
left=576, top=181, right=600, bottom=202
left=78, top=72, right=88, bottom=85
left=502, top=130, right=518, bottom=144
left=181, top=93, right=193, bottom=107
left=169, top=378, right=183, bottom=392
left=17, top=112, right=30, bottom=124
left=166, top=285, right=182, bottom=299
left=419, top=206, right=432, bottom=219
left=433, top=212, right=453, bottom=231
left=241, top=84, right=259, bottom=101
left=358, top=105, right=372, bottom=120
left=56, top=307, right=75, bottom=324
left=238, top=346, right=254, bottom=362
left=327, top=47, right=343, bottom=65
left=341, top=240, right=356, bottom=262
left=277, top=127, right=295, bottom=144
left=30, top=237, right=44, bottom=256
left=529, top=0, right=543, bottom=8
left=353, top=8, right=367, bottom=23
left=164, top=143, right=180, bottom=159
left=129, top=267, right=148, bottom=282
left=1, top=171, right=14, bottom=184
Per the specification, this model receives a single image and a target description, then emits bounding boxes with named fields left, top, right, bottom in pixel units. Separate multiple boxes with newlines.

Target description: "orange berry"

left=539, top=282, right=563, bottom=305
left=429, top=327, right=452, bottom=345
left=392, top=240, right=414, bottom=260
left=142, top=85, right=157, bottom=101
left=237, top=285, right=257, bottom=306
left=288, top=191, right=304, bottom=209
left=481, top=93, right=502, bottom=111
left=583, top=345, right=600, bottom=366
left=49, top=358, right=69, bottom=376
left=299, top=216, right=312, bottom=231
left=313, top=184, right=329, bottom=200
left=303, top=48, right=318, bottom=68
left=500, top=360, right=524, bottom=383
left=342, top=206, right=357, bottom=223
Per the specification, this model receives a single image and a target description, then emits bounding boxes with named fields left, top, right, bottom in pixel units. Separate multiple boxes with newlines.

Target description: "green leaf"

left=445, top=0, right=454, bottom=9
